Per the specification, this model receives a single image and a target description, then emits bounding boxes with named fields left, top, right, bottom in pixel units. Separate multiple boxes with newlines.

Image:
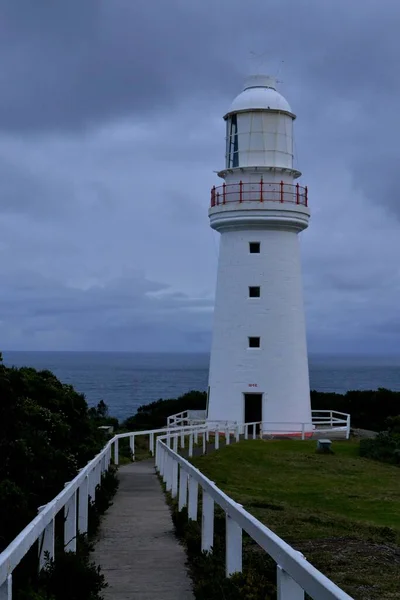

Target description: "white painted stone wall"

left=207, top=227, right=312, bottom=431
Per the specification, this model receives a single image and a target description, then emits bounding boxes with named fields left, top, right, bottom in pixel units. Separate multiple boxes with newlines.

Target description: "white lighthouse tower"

left=206, top=74, right=312, bottom=434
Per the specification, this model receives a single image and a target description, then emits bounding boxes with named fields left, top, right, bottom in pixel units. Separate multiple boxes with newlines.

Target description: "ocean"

left=2, top=351, right=400, bottom=421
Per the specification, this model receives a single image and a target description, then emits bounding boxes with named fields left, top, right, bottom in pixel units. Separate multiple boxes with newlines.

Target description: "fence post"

left=129, top=435, right=135, bottom=461
left=226, top=515, right=242, bottom=576
left=202, top=431, right=206, bottom=454
left=194, top=429, right=198, bottom=445
left=78, top=476, right=89, bottom=534
left=244, top=424, right=248, bottom=440
left=64, top=489, right=77, bottom=552
left=189, top=434, right=194, bottom=457
left=178, top=469, right=188, bottom=511
left=172, top=460, right=178, bottom=498
left=0, top=575, right=12, bottom=599
left=235, top=424, right=240, bottom=443
left=301, top=423, right=305, bottom=441
left=150, top=432, right=155, bottom=455
left=188, top=476, right=198, bottom=520
left=114, top=438, right=119, bottom=465
left=346, top=415, right=351, bottom=439
left=330, top=411, right=333, bottom=428
left=252, top=424, right=256, bottom=440
left=277, top=566, right=304, bottom=599
left=202, top=492, right=214, bottom=552
left=180, top=429, right=185, bottom=448
left=173, top=434, right=178, bottom=453
left=166, top=455, right=173, bottom=492
left=215, top=429, right=219, bottom=450
left=38, top=507, right=55, bottom=572
left=225, top=428, right=230, bottom=445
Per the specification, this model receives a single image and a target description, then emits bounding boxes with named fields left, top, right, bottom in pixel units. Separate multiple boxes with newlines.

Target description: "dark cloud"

left=0, top=0, right=399, bottom=352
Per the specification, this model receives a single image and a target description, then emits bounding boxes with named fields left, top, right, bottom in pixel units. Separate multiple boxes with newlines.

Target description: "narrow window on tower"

left=249, top=286, right=261, bottom=298
left=248, top=337, right=260, bottom=348
left=249, top=242, right=260, bottom=254
left=227, top=114, right=239, bottom=168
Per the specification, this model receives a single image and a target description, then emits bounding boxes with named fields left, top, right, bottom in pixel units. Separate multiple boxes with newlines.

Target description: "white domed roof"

left=226, top=74, right=293, bottom=116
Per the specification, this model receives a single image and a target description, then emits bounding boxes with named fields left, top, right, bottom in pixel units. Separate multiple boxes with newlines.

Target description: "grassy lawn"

left=191, top=440, right=400, bottom=599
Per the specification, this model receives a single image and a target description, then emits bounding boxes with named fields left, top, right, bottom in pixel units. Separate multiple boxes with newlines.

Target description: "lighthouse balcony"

left=210, top=180, right=308, bottom=208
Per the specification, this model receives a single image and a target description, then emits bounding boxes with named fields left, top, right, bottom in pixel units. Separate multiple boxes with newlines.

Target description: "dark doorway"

left=244, top=393, right=263, bottom=430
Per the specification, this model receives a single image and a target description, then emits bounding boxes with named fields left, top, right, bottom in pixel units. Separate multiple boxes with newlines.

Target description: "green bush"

left=360, top=431, right=400, bottom=465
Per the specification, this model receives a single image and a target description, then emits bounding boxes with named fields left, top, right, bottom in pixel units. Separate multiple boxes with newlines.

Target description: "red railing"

left=210, top=180, right=308, bottom=208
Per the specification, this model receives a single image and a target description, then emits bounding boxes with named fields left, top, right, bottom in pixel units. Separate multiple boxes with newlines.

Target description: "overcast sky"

left=1, top=0, right=399, bottom=354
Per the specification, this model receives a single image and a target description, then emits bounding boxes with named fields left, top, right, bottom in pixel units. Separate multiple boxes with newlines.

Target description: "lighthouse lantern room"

left=206, top=74, right=312, bottom=433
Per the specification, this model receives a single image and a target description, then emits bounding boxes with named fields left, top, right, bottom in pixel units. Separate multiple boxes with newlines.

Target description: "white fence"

left=156, top=429, right=354, bottom=600
left=167, top=410, right=351, bottom=439
left=1, top=422, right=354, bottom=599
left=0, top=424, right=204, bottom=599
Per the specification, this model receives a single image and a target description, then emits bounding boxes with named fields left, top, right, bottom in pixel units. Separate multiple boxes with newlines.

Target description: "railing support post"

left=64, top=489, right=77, bottom=552
left=215, top=429, right=219, bottom=450
left=244, top=424, right=248, bottom=440
left=305, top=185, right=308, bottom=207
left=149, top=432, right=155, bottom=455
left=114, top=438, right=119, bottom=465
left=178, top=469, right=188, bottom=511
left=252, top=424, right=256, bottom=440
left=280, top=180, right=284, bottom=203
left=223, top=182, right=226, bottom=204
left=260, top=177, right=263, bottom=202
left=180, top=429, right=185, bottom=449
left=38, top=507, right=55, bottom=571
left=235, top=424, right=240, bottom=443
left=129, top=435, right=135, bottom=461
left=78, top=476, right=89, bottom=534
left=202, top=431, right=206, bottom=454
left=296, top=183, right=300, bottom=204
left=346, top=415, right=351, bottom=439
left=301, top=423, right=305, bottom=441
left=202, top=492, right=214, bottom=552
left=189, top=434, right=193, bottom=457
left=194, top=429, right=198, bottom=445
left=173, top=434, right=178, bottom=453
left=0, top=575, right=12, bottom=600
left=171, top=460, right=178, bottom=498
left=277, top=566, right=304, bottom=599
left=225, top=428, right=230, bottom=445
left=226, top=515, right=242, bottom=576
left=188, top=476, right=198, bottom=520
left=239, top=180, right=243, bottom=202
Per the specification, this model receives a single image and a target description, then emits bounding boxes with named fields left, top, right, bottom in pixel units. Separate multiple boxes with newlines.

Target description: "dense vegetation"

left=0, top=354, right=117, bottom=599
left=189, top=440, right=400, bottom=599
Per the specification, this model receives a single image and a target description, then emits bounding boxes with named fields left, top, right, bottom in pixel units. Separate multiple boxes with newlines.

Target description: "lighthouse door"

left=244, top=393, right=263, bottom=431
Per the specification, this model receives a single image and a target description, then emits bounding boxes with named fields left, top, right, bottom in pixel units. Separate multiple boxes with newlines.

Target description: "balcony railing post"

left=280, top=180, right=284, bottom=203
left=260, top=177, right=263, bottom=202
left=211, top=186, right=216, bottom=207
left=305, top=185, right=308, bottom=207
left=223, top=182, right=226, bottom=204
left=239, top=180, right=243, bottom=202
left=216, top=192, right=220, bottom=206
left=296, top=183, right=300, bottom=204
left=277, top=565, right=304, bottom=599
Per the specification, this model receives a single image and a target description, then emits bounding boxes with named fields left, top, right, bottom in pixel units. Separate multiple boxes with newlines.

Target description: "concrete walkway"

left=92, top=460, right=194, bottom=600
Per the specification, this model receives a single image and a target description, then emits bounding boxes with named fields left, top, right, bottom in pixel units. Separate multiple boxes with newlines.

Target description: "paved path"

left=92, top=460, right=194, bottom=600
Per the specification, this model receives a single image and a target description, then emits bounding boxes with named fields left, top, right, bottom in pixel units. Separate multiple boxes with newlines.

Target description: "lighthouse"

left=206, top=74, right=312, bottom=434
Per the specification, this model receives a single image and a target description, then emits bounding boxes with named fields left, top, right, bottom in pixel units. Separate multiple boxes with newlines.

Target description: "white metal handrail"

left=156, top=431, right=354, bottom=600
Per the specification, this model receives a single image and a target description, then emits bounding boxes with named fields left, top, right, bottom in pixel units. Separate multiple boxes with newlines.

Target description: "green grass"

left=191, top=440, right=400, bottom=599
